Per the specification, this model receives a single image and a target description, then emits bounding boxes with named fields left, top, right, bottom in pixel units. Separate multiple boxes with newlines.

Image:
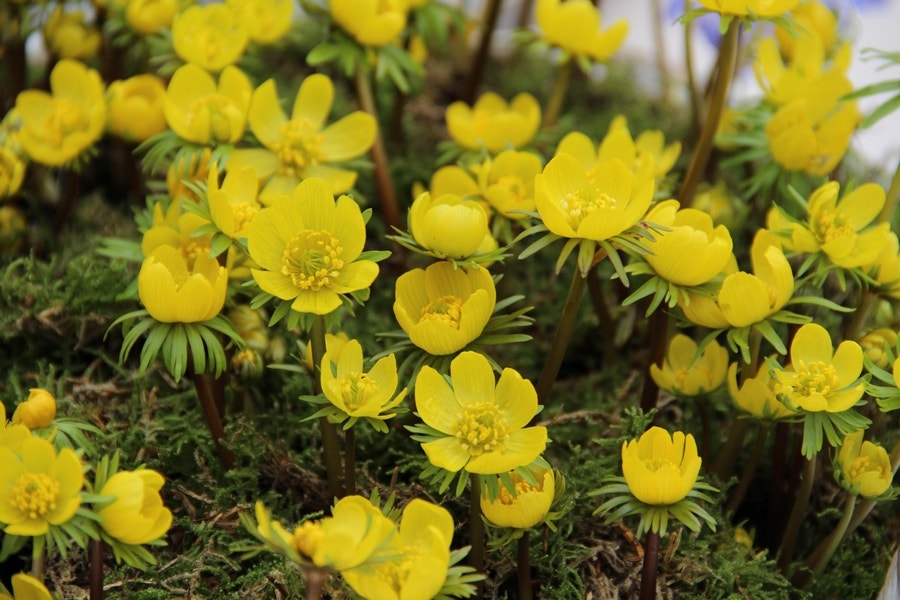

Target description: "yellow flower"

left=43, top=6, right=102, bottom=59
left=207, top=162, right=260, bottom=239
left=650, top=334, right=728, bottom=396
left=393, top=262, right=496, bottom=356
left=307, top=496, right=396, bottom=570
left=766, top=98, right=859, bottom=176
left=126, top=0, right=177, bottom=35
left=226, top=0, right=293, bottom=44
left=167, top=148, right=213, bottom=203
left=98, top=469, right=172, bottom=545
left=343, top=499, right=452, bottom=600
left=536, top=0, right=627, bottom=62
left=837, top=430, right=892, bottom=498
left=621, top=427, right=701, bottom=506
left=717, top=231, right=793, bottom=328
left=0, top=437, right=83, bottom=536
left=481, top=465, right=555, bottom=529
left=106, top=74, right=167, bottom=142
left=329, top=0, right=408, bottom=47
left=163, top=63, right=251, bottom=146
left=304, top=331, right=350, bottom=372
left=11, top=389, right=56, bottom=430
left=446, top=92, right=541, bottom=153
left=535, top=154, right=654, bottom=243
left=754, top=35, right=851, bottom=108
left=321, top=339, right=407, bottom=420
left=171, top=3, right=248, bottom=72
left=774, top=0, right=838, bottom=62
left=245, top=178, right=380, bottom=315
left=697, top=0, right=800, bottom=17
left=643, top=200, right=733, bottom=287
left=727, top=362, right=795, bottom=420
left=0, top=403, right=30, bottom=454
left=859, top=328, right=898, bottom=370
left=0, top=147, right=26, bottom=198
left=409, top=192, right=491, bottom=259
left=15, top=59, right=105, bottom=166
left=229, top=74, right=376, bottom=201
left=873, top=233, right=900, bottom=299
left=0, top=573, right=52, bottom=600
left=138, top=245, right=228, bottom=323
left=415, top=351, right=548, bottom=474
left=773, top=323, right=864, bottom=413
left=478, top=150, right=542, bottom=219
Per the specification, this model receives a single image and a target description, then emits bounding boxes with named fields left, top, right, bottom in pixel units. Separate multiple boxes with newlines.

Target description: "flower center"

left=377, top=545, right=421, bottom=593
left=291, top=521, right=325, bottom=559
left=10, top=473, right=60, bottom=520
left=419, top=295, right=464, bottom=329
left=232, top=201, right=259, bottom=233
left=340, top=373, right=378, bottom=412
left=813, top=210, right=855, bottom=244
left=281, top=230, right=345, bottom=291
left=187, top=95, right=241, bottom=142
left=643, top=457, right=680, bottom=474
left=558, top=188, right=617, bottom=229
left=849, top=456, right=886, bottom=480
left=495, top=175, right=527, bottom=202
left=43, top=98, right=85, bottom=146
left=497, top=473, right=541, bottom=506
left=793, top=360, right=840, bottom=397
left=455, top=401, right=508, bottom=456
left=272, top=119, right=323, bottom=175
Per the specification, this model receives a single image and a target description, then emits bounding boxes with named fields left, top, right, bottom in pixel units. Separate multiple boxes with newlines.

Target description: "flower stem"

left=716, top=329, right=761, bottom=481
left=878, top=153, right=900, bottom=224
left=303, top=567, right=328, bottom=600
left=542, top=57, right=573, bottom=128
left=535, top=268, right=587, bottom=406
left=639, top=529, right=660, bottom=600
left=345, top=426, right=357, bottom=496
left=778, top=453, right=816, bottom=572
left=354, top=65, right=401, bottom=232
left=651, top=0, right=670, bottom=103
left=724, top=421, right=770, bottom=516
left=190, top=370, right=235, bottom=470
left=462, top=0, right=503, bottom=103
left=310, top=315, right=345, bottom=498
left=586, top=269, right=618, bottom=367
left=677, top=18, right=740, bottom=204
left=469, top=473, right=485, bottom=575
left=31, top=545, right=45, bottom=580
left=90, top=538, right=104, bottom=600
left=517, top=531, right=534, bottom=600
left=800, top=492, right=856, bottom=586
left=683, top=0, right=701, bottom=140
left=639, top=309, right=669, bottom=415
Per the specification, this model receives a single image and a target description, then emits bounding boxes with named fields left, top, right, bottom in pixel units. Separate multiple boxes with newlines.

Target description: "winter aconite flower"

left=138, top=245, right=228, bottom=323
left=0, top=573, right=52, bottom=600
left=321, top=339, right=407, bottom=424
left=409, top=192, right=491, bottom=260
left=535, top=0, right=628, bottom=63
left=650, top=334, right=728, bottom=396
left=0, top=437, right=83, bottom=536
left=717, top=231, right=793, bottom=328
left=696, top=0, right=800, bottom=17
left=229, top=74, right=376, bottom=201
left=480, top=465, right=555, bottom=529
left=836, top=431, right=893, bottom=499
left=125, top=0, right=177, bottom=35
left=106, top=74, right=168, bottom=143
left=15, top=59, right=105, bottom=166
left=393, top=262, right=496, bottom=356
left=446, top=92, right=541, bottom=153
left=0, top=147, right=25, bottom=199
left=98, top=469, right=173, bottom=545
left=163, top=64, right=251, bottom=146
left=414, top=351, right=548, bottom=474
left=773, top=323, right=864, bottom=413
left=621, top=427, right=702, bottom=506
left=171, top=3, right=248, bottom=72
left=207, top=163, right=260, bottom=240
left=329, top=0, right=408, bottom=47
left=245, top=178, right=380, bottom=315
left=43, top=5, right=102, bottom=59
left=727, top=362, right=795, bottom=420
left=227, top=0, right=293, bottom=45
left=11, top=389, right=57, bottom=430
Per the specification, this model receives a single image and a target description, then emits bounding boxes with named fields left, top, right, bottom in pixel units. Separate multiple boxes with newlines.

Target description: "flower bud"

left=12, top=388, right=57, bottom=429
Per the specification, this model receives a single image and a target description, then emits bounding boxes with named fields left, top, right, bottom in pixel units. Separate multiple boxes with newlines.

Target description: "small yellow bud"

left=12, top=388, right=57, bottom=429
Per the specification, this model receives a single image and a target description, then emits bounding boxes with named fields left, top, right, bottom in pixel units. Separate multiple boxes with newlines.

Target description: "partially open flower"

left=98, top=469, right=173, bottom=545
left=621, top=427, right=701, bottom=506
left=329, top=0, right=408, bottom=47
left=446, top=92, right=541, bottom=153
left=172, top=3, right=248, bottom=72
left=126, top=0, right=177, bottom=35
left=226, top=0, right=293, bottom=44
left=858, top=328, right=898, bottom=370
left=536, top=0, right=627, bottom=63
left=650, top=334, right=728, bottom=396
left=717, top=231, right=793, bottom=328
left=43, top=6, right=102, bottom=59
left=138, top=245, right=228, bottom=323
left=481, top=465, right=555, bottom=529
left=836, top=430, right=892, bottom=498
left=321, top=339, right=406, bottom=422
left=0, top=147, right=26, bottom=199
left=163, top=64, right=251, bottom=146
left=11, top=389, right=57, bottom=430
left=727, top=362, right=795, bottom=420
left=106, top=74, right=167, bottom=142
left=409, top=192, right=491, bottom=259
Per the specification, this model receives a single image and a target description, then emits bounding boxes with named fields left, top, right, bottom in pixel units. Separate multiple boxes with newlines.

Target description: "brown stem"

left=651, top=0, right=670, bottom=103
left=683, top=0, right=701, bottom=140
left=310, top=315, right=345, bottom=498
left=778, top=454, right=816, bottom=573
left=517, top=531, right=534, bottom=600
left=53, top=169, right=81, bottom=235
left=639, top=309, right=670, bottom=415
left=190, top=370, right=235, bottom=470
left=517, top=0, right=535, bottom=28
left=724, top=421, right=769, bottom=515
left=462, top=0, right=503, bottom=103
left=303, top=567, right=328, bottom=600
left=534, top=268, right=587, bottom=406
left=469, top=473, right=485, bottom=575
left=90, top=538, right=104, bottom=600
left=542, top=57, right=573, bottom=128
left=640, top=530, right=660, bottom=600
left=586, top=269, right=617, bottom=367
left=344, top=426, right=357, bottom=496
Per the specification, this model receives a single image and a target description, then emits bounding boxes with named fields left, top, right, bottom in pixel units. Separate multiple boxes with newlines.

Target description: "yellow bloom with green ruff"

left=321, top=339, right=407, bottom=422
left=535, top=0, right=627, bottom=63
left=163, top=63, right=251, bottom=146
left=446, top=92, right=541, bottom=153
left=650, top=334, right=728, bottom=397
left=621, top=427, right=702, bottom=506
left=138, top=245, right=228, bottom=323
left=836, top=431, right=893, bottom=499
left=171, top=3, right=248, bottom=72
left=98, top=469, right=173, bottom=545
left=329, top=0, right=408, bottom=47
left=480, top=465, right=555, bottom=529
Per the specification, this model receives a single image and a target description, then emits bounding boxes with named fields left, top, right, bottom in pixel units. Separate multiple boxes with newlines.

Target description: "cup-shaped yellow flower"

left=172, top=3, right=248, bottom=72
left=414, top=351, right=548, bottom=474
left=97, top=469, right=173, bottom=545
left=163, top=63, right=251, bottom=146
left=138, top=245, right=228, bottom=323
left=765, top=98, right=859, bottom=176
left=836, top=430, right=893, bottom=499
left=310, top=495, right=396, bottom=570
left=446, top=92, right=541, bottom=153
left=343, top=498, right=452, bottom=600
left=106, top=74, right=167, bottom=142
left=245, top=178, right=380, bottom=315
left=717, top=231, right=793, bottom=328
left=393, top=262, right=496, bottom=356
left=478, top=150, right=542, bottom=219
left=774, top=0, right=838, bottom=62
left=15, top=59, right=105, bottom=166
left=621, top=427, right=702, bottom=506
left=0, top=573, right=52, bottom=600
left=227, top=0, right=293, bottom=44
left=141, top=204, right=212, bottom=261
left=43, top=6, right=102, bottom=59
left=229, top=74, right=376, bottom=201
left=126, top=0, right=177, bottom=35
left=697, top=0, right=800, bottom=16
left=329, top=0, right=408, bottom=47
left=535, top=0, right=627, bottom=63
left=535, top=154, right=654, bottom=243
left=207, top=163, right=260, bottom=239
left=643, top=200, right=733, bottom=287
left=480, top=466, right=555, bottom=529
left=409, top=192, right=490, bottom=259
left=0, top=437, right=83, bottom=536
left=727, top=362, right=795, bottom=420
left=11, top=389, right=56, bottom=430
left=650, top=334, right=728, bottom=397
left=321, top=339, right=407, bottom=421
left=859, top=328, right=898, bottom=370
left=0, top=147, right=25, bottom=199
left=304, top=331, right=350, bottom=372
left=773, top=323, right=864, bottom=413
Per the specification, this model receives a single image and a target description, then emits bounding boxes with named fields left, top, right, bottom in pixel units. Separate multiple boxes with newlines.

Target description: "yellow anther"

left=419, top=295, right=464, bottom=329
left=10, top=473, right=60, bottom=520
left=281, top=230, right=345, bottom=291
left=455, top=401, right=509, bottom=456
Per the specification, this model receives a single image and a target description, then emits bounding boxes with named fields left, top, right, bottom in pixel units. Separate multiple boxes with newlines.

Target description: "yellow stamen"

left=281, top=230, right=345, bottom=291
left=10, top=473, right=60, bottom=520
left=455, top=401, right=509, bottom=456
left=272, top=119, right=324, bottom=176
left=419, top=295, right=464, bottom=329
